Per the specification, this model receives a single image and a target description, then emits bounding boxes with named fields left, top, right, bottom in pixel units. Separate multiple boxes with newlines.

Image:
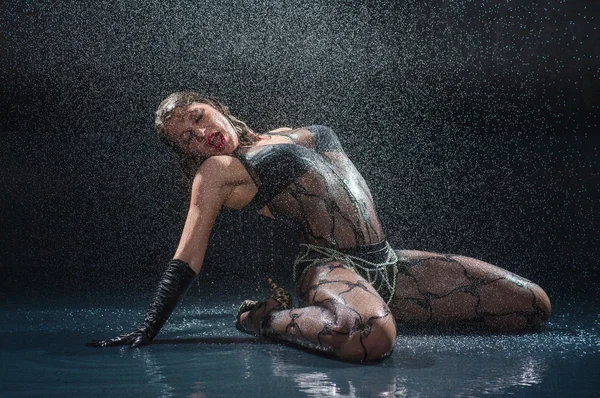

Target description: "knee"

left=482, top=279, right=552, bottom=332
left=531, top=282, right=552, bottom=325
left=515, top=281, right=552, bottom=331
left=363, top=320, right=396, bottom=362
left=335, top=314, right=397, bottom=362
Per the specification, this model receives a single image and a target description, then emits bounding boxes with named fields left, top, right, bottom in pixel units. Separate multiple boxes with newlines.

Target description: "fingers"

left=85, top=340, right=106, bottom=347
left=87, top=333, right=148, bottom=348
left=86, top=340, right=118, bottom=348
left=86, top=337, right=127, bottom=348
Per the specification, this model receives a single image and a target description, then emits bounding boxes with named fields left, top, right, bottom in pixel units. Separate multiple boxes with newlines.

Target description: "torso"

left=221, top=126, right=384, bottom=249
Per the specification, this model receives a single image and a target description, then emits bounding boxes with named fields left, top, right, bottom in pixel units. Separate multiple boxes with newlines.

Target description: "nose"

left=194, top=127, right=207, bottom=140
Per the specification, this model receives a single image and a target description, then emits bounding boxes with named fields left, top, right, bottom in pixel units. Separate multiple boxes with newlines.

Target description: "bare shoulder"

left=268, top=127, right=293, bottom=133
left=279, top=125, right=343, bottom=152
left=193, top=155, right=249, bottom=187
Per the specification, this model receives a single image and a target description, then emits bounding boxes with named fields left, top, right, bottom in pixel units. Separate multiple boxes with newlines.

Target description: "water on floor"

left=2, top=294, right=598, bottom=397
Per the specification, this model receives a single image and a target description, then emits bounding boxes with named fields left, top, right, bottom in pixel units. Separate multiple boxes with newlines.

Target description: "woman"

left=89, top=92, right=551, bottom=362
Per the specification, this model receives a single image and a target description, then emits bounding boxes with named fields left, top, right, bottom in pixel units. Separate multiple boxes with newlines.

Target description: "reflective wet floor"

left=2, top=295, right=598, bottom=397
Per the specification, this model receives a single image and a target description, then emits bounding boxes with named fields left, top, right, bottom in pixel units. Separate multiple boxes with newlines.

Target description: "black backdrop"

left=1, top=0, right=598, bottom=304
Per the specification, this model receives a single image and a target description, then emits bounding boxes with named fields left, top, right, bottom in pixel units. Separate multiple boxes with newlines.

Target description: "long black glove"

left=87, top=259, right=197, bottom=348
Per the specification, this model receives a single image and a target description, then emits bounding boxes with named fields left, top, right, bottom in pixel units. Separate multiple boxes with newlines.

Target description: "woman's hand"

left=86, top=330, right=152, bottom=348
left=87, top=259, right=197, bottom=349
left=88, top=159, right=233, bottom=350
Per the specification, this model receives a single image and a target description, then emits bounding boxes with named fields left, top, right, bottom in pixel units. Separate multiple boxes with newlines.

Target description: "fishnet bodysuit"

left=232, top=126, right=548, bottom=360
left=234, top=126, right=397, bottom=362
left=233, top=125, right=384, bottom=249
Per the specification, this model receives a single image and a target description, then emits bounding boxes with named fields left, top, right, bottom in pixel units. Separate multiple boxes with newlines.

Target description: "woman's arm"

left=173, top=156, right=236, bottom=273
left=88, top=156, right=236, bottom=347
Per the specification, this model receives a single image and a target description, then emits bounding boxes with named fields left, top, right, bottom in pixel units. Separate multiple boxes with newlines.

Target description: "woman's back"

left=234, top=125, right=384, bottom=249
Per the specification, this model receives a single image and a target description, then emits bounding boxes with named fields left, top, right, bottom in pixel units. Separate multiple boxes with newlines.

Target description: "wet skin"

left=90, top=103, right=552, bottom=362
left=239, top=263, right=397, bottom=362
left=163, top=103, right=240, bottom=158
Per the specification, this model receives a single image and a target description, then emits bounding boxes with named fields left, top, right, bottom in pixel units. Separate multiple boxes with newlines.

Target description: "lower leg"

left=237, top=266, right=396, bottom=362
left=242, top=302, right=395, bottom=362
left=236, top=277, right=292, bottom=334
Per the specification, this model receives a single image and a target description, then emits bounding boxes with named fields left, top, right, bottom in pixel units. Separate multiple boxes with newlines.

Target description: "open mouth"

left=207, top=131, right=225, bottom=150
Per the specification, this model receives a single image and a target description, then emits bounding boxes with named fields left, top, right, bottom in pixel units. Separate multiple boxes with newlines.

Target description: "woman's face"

left=164, top=103, right=240, bottom=158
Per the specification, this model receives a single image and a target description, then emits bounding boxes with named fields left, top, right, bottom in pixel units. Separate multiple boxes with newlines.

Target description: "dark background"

left=1, top=0, right=598, bottom=305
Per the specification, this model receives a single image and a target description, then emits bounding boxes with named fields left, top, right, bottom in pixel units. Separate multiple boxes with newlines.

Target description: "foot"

left=236, top=297, right=283, bottom=335
left=235, top=300, right=258, bottom=334
left=235, top=278, right=292, bottom=335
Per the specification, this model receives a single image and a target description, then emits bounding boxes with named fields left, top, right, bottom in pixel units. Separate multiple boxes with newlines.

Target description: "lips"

left=207, top=131, right=225, bottom=150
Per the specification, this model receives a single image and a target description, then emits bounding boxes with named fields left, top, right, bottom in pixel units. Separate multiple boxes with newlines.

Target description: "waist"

left=298, top=241, right=392, bottom=264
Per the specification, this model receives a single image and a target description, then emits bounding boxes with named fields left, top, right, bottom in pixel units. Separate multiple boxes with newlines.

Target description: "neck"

left=239, top=133, right=271, bottom=148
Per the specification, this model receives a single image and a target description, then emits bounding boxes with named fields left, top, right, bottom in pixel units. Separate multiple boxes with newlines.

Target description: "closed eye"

left=195, top=111, right=204, bottom=123
left=186, top=131, right=195, bottom=145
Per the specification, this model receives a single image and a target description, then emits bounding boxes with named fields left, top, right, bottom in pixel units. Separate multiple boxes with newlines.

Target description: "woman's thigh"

left=389, top=250, right=551, bottom=332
